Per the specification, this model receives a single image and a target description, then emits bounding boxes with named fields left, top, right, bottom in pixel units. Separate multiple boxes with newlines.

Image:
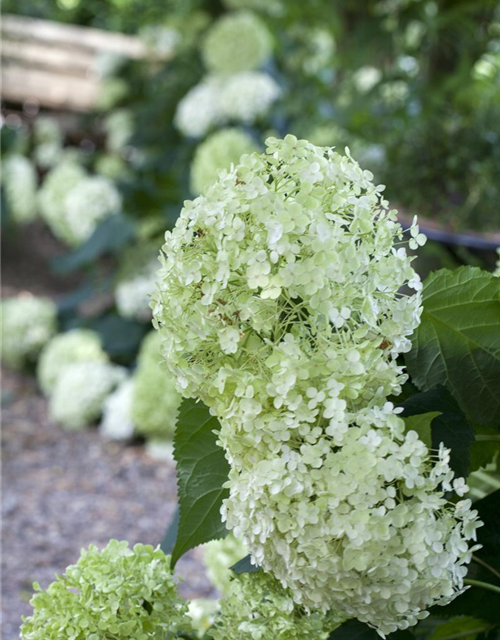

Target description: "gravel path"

left=1, top=368, right=214, bottom=640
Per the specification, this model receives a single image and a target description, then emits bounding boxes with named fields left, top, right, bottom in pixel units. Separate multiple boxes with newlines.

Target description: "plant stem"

left=475, top=434, right=500, bottom=442
left=472, top=554, right=500, bottom=581
left=465, top=578, right=500, bottom=595
left=435, top=627, right=490, bottom=640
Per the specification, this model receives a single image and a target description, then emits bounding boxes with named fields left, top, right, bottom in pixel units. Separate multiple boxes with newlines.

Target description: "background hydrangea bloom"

left=175, top=77, right=225, bottom=138
left=203, top=534, right=248, bottom=595
left=202, top=11, right=272, bottom=75
left=37, top=329, right=108, bottom=395
left=132, top=332, right=181, bottom=440
left=3, top=155, right=38, bottom=224
left=115, top=245, right=159, bottom=321
left=49, top=361, right=126, bottom=430
left=211, top=572, right=342, bottom=640
left=190, top=128, right=259, bottom=195
left=1, top=295, right=57, bottom=370
left=220, top=71, right=281, bottom=123
left=99, top=377, right=136, bottom=441
left=20, top=540, right=193, bottom=640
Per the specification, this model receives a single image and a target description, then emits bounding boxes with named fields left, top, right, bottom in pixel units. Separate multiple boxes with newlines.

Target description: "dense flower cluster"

left=191, top=128, right=259, bottom=195
left=65, top=176, right=122, bottom=245
left=187, top=599, right=220, bottom=637
left=103, top=109, right=134, bottom=152
left=38, top=161, right=86, bottom=245
left=38, top=163, right=121, bottom=246
left=37, top=329, right=108, bottom=395
left=211, top=572, right=342, bottom=640
left=99, top=378, right=136, bottom=441
left=49, top=361, right=126, bottom=430
left=1, top=295, right=57, bottom=370
left=33, top=117, right=64, bottom=168
left=20, top=540, right=193, bottom=640
left=153, top=136, right=481, bottom=634
left=202, top=12, right=272, bottom=75
left=115, top=246, right=159, bottom=321
left=203, top=534, right=248, bottom=595
left=3, top=155, right=38, bottom=224
left=132, top=332, right=181, bottom=440
left=175, top=73, right=280, bottom=137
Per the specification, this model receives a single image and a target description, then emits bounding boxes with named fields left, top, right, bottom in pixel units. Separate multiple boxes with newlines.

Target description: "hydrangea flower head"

left=38, top=161, right=86, bottom=245
left=190, top=128, right=259, bottom=195
left=211, top=572, right=343, bottom=640
left=115, top=245, right=159, bottom=322
left=1, top=294, right=57, bottom=370
left=65, top=176, right=122, bottom=246
left=202, top=11, right=272, bottom=75
left=99, top=378, right=136, bottom=441
left=37, top=329, right=108, bottom=395
left=175, top=77, right=225, bottom=138
left=3, top=155, right=38, bottom=224
left=20, top=540, right=193, bottom=640
left=132, top=332, right=181, bottom=440
left=49, top=361, right=126, bottom=430
left=220, top=71, right=281, bottom=123
left=203, top=534, right=248, bottom=595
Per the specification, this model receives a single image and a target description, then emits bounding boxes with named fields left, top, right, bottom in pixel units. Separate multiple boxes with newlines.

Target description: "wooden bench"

left=1, top=14, right=149, bottom=112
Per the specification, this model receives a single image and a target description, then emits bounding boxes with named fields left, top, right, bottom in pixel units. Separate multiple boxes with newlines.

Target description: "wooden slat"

left=1, top=14, right=148, bottom=58
left=1, top=65, right=100, bottom=112
left=2, top=39, right=95, bottom=75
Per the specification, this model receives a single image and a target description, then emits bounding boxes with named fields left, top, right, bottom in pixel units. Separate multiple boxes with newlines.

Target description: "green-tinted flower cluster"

left=37, top=329, right=108, bottom=395
left=1, top=294, right=57, bottom=370
left=211, top=572, right=342, bottom=640
left=49, top=361, right=126, bottom=430
left=202, top=12, right=272, bottom=75
left=203, top=534, right=248, bottom=595
left=132, top=332, right=181, bottom=440
left=21, top=540, right=193, bottom=640
left=3, top=155, right=38, bottom=224
left=38, top=162, right=121, bottom=246
left=115, top=245, right=159, bottom=321
left=191, top=129, right=259, bottom=195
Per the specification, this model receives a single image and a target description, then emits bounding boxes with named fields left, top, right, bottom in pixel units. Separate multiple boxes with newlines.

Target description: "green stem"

left=465, top=578, right=500, bottom=595
left=472, top=554, right=500, bottom=581
left=475, top=435, right=500, bottom=442
left=435, top=627, right=490, bottom=640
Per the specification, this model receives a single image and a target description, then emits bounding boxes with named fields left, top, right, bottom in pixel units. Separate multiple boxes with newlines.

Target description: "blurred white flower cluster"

left=100, top=378, right=136, bottom=441
left=175, top=9, right=280, bottom=138
left=1, top=294, right=57, bottom=369
left=114, top=246, right=159, bottom=322
left=3, top=155, right=38, bottom=224
left=38, top=162, right=121, bottom=246
left=190, top=128, right=259, bottom=195
left=203, top=534, right=248, bottom=596
left=153, top=136, right=480, bottom=635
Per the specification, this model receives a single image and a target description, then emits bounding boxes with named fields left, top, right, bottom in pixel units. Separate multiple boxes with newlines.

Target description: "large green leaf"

left=328, top=620, right=414, bottom=640
left=401, top=387, right=475, bottom=477
left=405, top=267, right=500, bottom=429
left=231, top=554, right=261, bottom=575
left=427, top=616, right=490, bottom=640
left=171, top=398, right=230, bottom=567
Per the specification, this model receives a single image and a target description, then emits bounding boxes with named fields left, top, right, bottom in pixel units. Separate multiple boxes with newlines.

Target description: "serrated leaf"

left=405, top=267, right=500, bottom=429
left=428, top=616, right=490, bottom=640
left=230, top=554, right=261, bottom=575
left=403, top=412, right=441, bottom=448
left=172, top=398, right=229, bottom=567
left=51, top=213, right=135, bottom=273
left=401, top=387, right=475, bottom=477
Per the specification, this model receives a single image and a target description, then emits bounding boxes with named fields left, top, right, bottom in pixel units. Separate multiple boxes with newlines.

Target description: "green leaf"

left=88, top=313, right=148, bottom=360
left=230, top=554, right=261, bottom=575
left=403, top=412, right=441, bottom=448
left=160, top=507, right=179, bottom=556
left=429, top=490, right=500, bottom=624
left=427, top=616, right=490, bottom=640
left=51, top=213, right=135, bottom=273
left=171, top=398, right=230, bottom=567
left=405, top=267, right=500, bottom=429
left=328, top=620, right=378, bottom=640
left=401, top=387, right=475, bottom=478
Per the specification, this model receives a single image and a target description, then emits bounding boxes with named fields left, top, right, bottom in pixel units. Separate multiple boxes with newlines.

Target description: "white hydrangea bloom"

left=64, top=176, right=122, bottom=246
left=144, top=439, right=174, bottom=462
left=103, top=109, right=134, bottom=153
left=222, top=407, right=482, bottom=635
left=115, top=260, right=157, bottom=322
left=99, top=378, right=135, bottom=441
left=3, top=155, right=38, bottom=224
left=220, top=72, right=281, bottom=123
left=494, top=247, right=500, bottom=277
left=33, top=117, right=64, bottom=169
left=190, top=128, right=259, bottom=195
left=203, top=534, right=248, bottom=596
left=1, top=294, right=57, bottom=370
left=140, top=25, right=181, bottom=59
left=153, top=136, right=481, bottom=635
left=202, top=11, right=272, bottom=75
left=175, top=77, right=225, bottom=138
left=49, top=361, right=126, bottom=430
left=187, top=599, right=219, bottom=638
left=38, top=161, right=87, bottom=245
left=37, top=329, right=108, bottom=395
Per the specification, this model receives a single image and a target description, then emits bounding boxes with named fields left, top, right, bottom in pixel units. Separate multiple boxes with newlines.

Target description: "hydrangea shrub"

left=20, top=540, right=193, bottom=640
left=3, top=155, right=38, bottom=224
left=1, top=295, right=57, bottom=370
